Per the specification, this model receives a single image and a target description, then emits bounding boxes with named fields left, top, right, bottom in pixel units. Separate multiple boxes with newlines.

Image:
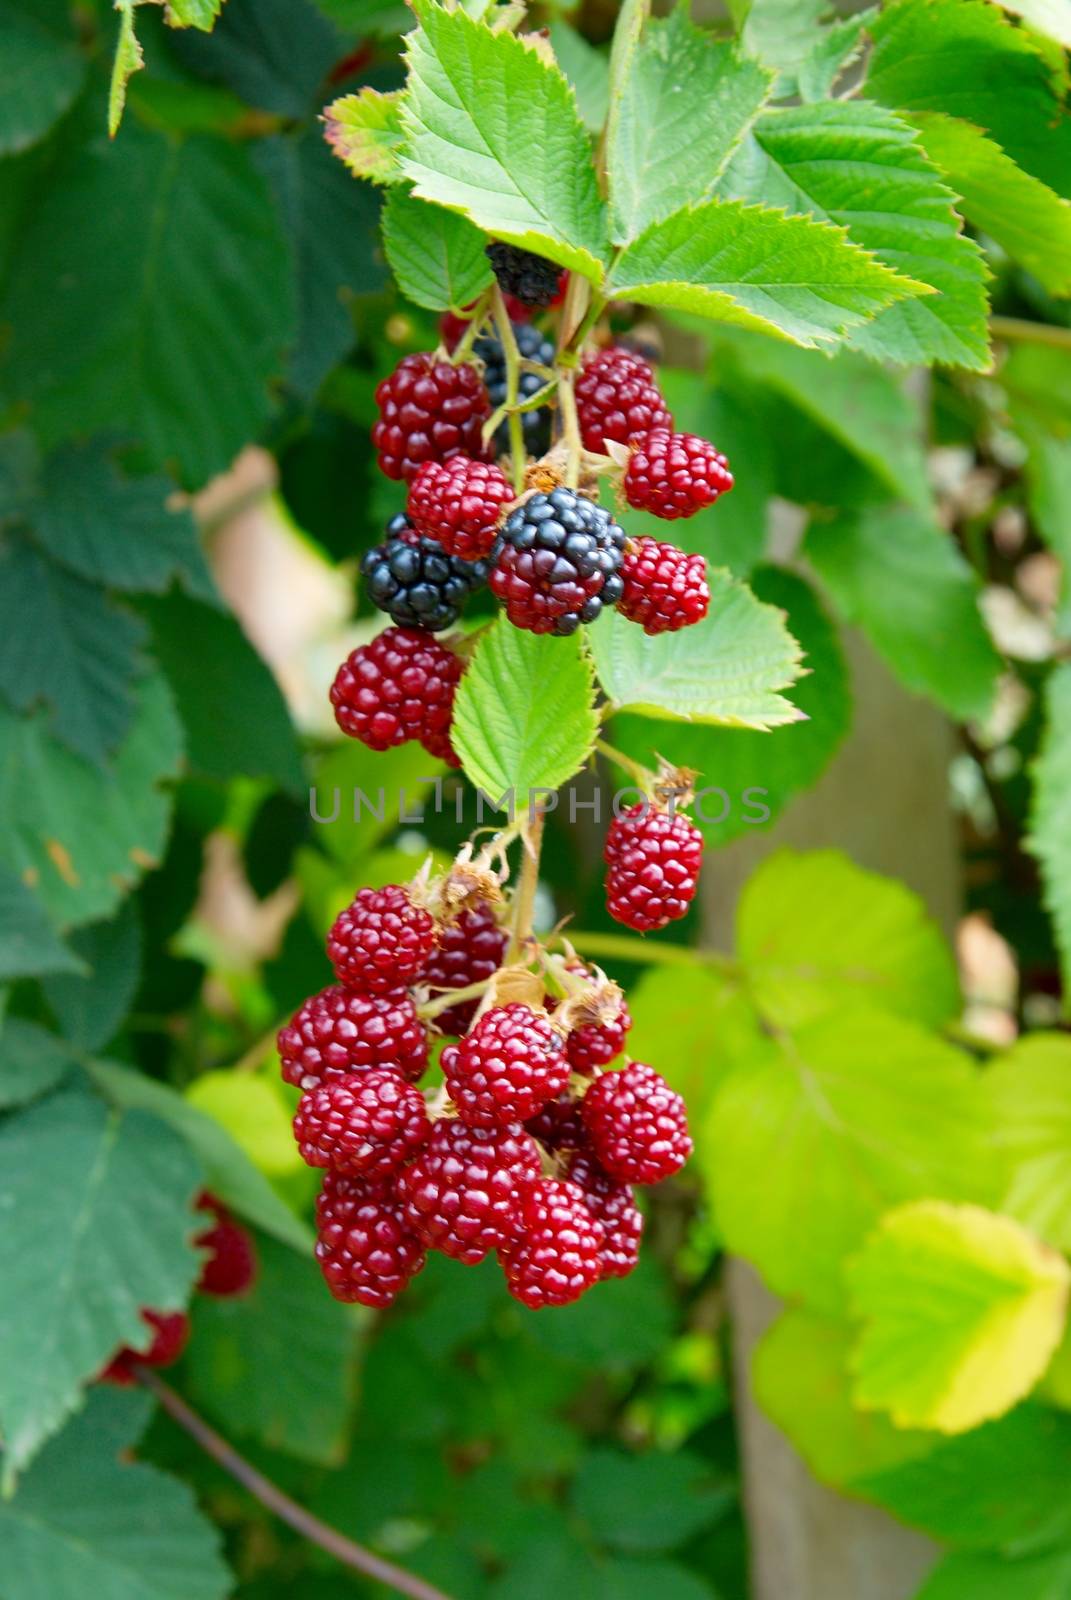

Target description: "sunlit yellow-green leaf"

left=186, top=1071, right=301, bottom=1179
left=988, top=1033, right=1071, bottom=1252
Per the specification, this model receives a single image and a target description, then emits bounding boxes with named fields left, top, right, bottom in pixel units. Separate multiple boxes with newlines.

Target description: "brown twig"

left=136, top=1368, right=455, bottom=1600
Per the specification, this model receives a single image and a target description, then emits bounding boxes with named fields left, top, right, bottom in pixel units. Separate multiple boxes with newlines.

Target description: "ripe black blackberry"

left=475, top=324, right=555, bottom=456
left=362, top=512, right=489, bottom=633
left=486, top=242, right=562, bottom=309
left=490, top=487, right=626, bottom=635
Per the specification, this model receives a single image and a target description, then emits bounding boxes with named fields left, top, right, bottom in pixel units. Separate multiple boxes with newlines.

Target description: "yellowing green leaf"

left=108, top=3, right=143, bottom=139
left=848, top=1200, right=1070, bottom=1433
left=186, top=1070, right=302, bottom=1179
left=988, top=1033, right=1071, bottom=1251
left=323, top=88, right=407, bottom=186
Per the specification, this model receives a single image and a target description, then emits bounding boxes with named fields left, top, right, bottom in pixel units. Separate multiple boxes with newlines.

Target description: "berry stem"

left=594, top=736, right=656, bottom=790
left=489, top=284, right=526, bottom=493
left=450, top=286, right=493, bottom=364
left=418, top=976, right=494, bottom=1020
left=989, top=314, right=1071, bottom=351
left=557, top=368, right=582, bottom=488
left=560, top=928, right=740, bottom=974
left=506, top=810, right=546, bottom=961
left=135, top=1368, right=456, bottom=1600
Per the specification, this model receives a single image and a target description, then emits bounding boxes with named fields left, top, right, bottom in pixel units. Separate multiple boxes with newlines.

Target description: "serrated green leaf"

left=0, top=1019, right=78, bottom=1108
left=548, top=21, right=609, bottom=134
left=847, top=1200, right=1070, bottom=1433
left=706, top=1010, right=991, bottom=1311
left=0, top=1386, right=232, bottom=1600
left=183, top=1234, right=355, bottom=1465
left=739, top=0, right=827, bottom=96
left=166, top=0, right=224, bottom=28
left=588, top=567, right=804, bottom=728
left=612, top=568, right=850, bottom=846
left=917, top=1551, right=1071, bottom=1600
left=401, top=0, right=609, bottom=281
left=607, top=7, right=772, bottom=242
left=804, top=505, right=1001, bottom=721
left=911, top=110, right=1071, bottom=297
left=0, top=672, right=184, bottom=928
left=0, top=534, right=145, bottom=768
left=452, top=620, right=597, bottom=806
left=988, top=1035, right=1071, bottom=1254
left=87, top=1057, right=313, bottom=1253
left=109, top=4, right=143, bottom=139
left=41, top=901, right=141, bottom=1052
left=608, top=198, right=928, bottom=349
left=382, top=187, right=493, bottom=311
left=1029, top=666, right=1071, bottom=1004
left=0, top=0, right=85, bottom=154
left=324, top=88, right=408, bottom=185
left=626, top=963, right=766, bottom=1125
left=720, top=100, right=990, bottom=370
left=736, top=847, right=961, bottom=1029
left=1, top=122, right=296, bottom=487
left=0, top=874, right=80, bottom=982
left=796, top=7, right=876, bottom=101
left=0, top=1086, right=203, bottom=1480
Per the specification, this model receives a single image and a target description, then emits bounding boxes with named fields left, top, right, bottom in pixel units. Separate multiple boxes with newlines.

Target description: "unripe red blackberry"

left=407, top=456, right=513, bottom=562
left=100, top=1309, right=190, bottom=1385
left=294, top=1068, right=431, bottom=1178
left=565, top=994, right=632, bottom=1074
left=195, top=1192, right=257, bottom=1298
left=525, top=1090, right=588, bottom=1152
left=443, top=1003, right=569, bottom=1129
left=490, top=487, right=626, bottom=635
left=422, top=900, right=508, bottom=1037
left=372, top=352, right=490, bottom=482
left=396, top=1118, right=541, bottom=1263
left=499, top=1177, right=605, bottom=1309
left=581, top=1062, right=692, bottom=1184
left=327, top=884, right=436, bottom=994
left=624, top=429, right=733, bottom=520
left=315, top=1170, right=425, bottom=1307
left=604, top=802, right=703, bottom=932
left=486, top=242, right=564, bottom=309
left=565, top=1148, right=644, bottom=1280
left=617, top=538, right=710, bottom=635
left=575, top=347, right=672, bottom=453
left=277, top=984, right=428, bottom=1090
left=329, top=626, right=463, bottom=767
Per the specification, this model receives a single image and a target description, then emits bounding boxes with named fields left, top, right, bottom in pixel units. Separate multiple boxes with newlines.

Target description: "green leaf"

left=548, top=21, right=609, bottom=134
left=87, top=1058, right=312, bottom=1253
left=1028, top=663, right=1071, bottom=999
left=0, top=534, right=145, bottom=768
left=917, top=1550, right=1071, bottom=1599
left=612, top=568, right=850, bottom=846
left=186, top=1069, right=302, bottom=1179
left=0, top=1019, right=78, bottom=1109
left=0, top=1386, right=232, bottom=1600
left=452, top=620, right=597, bottom=807
left=1, top=122, right=296, bottom=487
left=719, top=100, right=990, bottom=370
left=739, top=0, right=827, bottom=97
left=988, top=1034, right=1071, bottom=1253
left=796, top=8, right=876, bottom=102
left=0, top=1086, right=202, bottom=1479
left=588, top=567, right=804, bottom=728
left=0, top=872, right=81, bottom=982
left=171, top=0, right=348, bottom=119
left=382, top=187, right=493, bottom=312
left=108, top=3, right=143, bottom=138
left=324, top=88, right=408, bottom=185
left=0, top=672, right=184, bottom=928
left=847, top=1200, right=1070, bottom=1433
left=41, top=900, right=141, bottom=1052
left=0, top=0, right=85, bottom=155
left=141, top=591, right=303, bottom=797
left=805, top=505, right=1002, bottom=721
left=1003, top=350, right=1071, bottom=638
left=608, top=198, right=928, bottom=349
left=910, top=110, right=1071, bottom=297
left=736, top=847, right=961, bottom=1029
left=311, top=739, right=445, bottom=870
left=183, top=1233, right=355, bottom=1465
left=607, top=7, right=771, bottom=242
left=571, top=1448, right=732, bottom=1554
left=625, top=962, right=768, bottom=1126
left=166, top=0, right=224, bottom=27
left=706, top=1010, right=991, bottom=1311
left=992, top=0, right=1071, bottom=47
left=401, top=0, right=609, bottom=281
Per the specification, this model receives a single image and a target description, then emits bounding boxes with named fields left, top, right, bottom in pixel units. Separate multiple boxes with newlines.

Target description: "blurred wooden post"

left=702, top=629, right=952, bottom=1600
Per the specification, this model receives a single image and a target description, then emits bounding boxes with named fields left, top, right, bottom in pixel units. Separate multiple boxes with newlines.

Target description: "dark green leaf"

left=0, top=0, right=85, bottom=156
left=0, top=873, right=81, bottom=982
left=382, top=187, right=493, bottom=312
left=0, top=1018, right=78, bottom=1108
left=572, top=1448, right=733, bottom=1554
left=171, top=0, right=347, bottom=117
left=41, top=900, right=142, bottom=1051
left=1029, top=663, right=1071, bottom=1001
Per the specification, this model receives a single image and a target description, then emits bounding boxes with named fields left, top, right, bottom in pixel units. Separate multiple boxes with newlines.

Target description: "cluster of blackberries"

left=100, top=1192, right=257, bottom=1384
left=275, top=878, right=692, bottom=1311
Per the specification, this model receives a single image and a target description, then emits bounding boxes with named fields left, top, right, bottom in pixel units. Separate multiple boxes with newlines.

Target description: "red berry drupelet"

left=604, top=802, right=704, bottom=932
left=566, top=1148, right=644, bottom=1280
left=315, top=1170, right=426, bottom=1307
left=618, top=537, right=710, bottom=636
left=278, top=984, right=428, bottom=1090
left=490, top=487, right=626, bottom=636
left=422, top=900, right=509, bottom=1036
left=581, top=1062, right=692, bottom=1185
left=397, top=1118, right=542, bottom=1263
left=101, top=1309, right=190, bottom=1384
left=195, top=1192, right=257, bottom=1298
left=327, top=885, right=437, bottom=994
left=624, top=429, right=733, bottom=520
left=499, top=1177, right=605, bottom=1309
left=372, top=352, right=489, bottom=482
left=294, top=1068, right=431, bottom=1178
left=407, top=456, right=513, bottom=562
left=330, top=626, right=463, bottom=766
left=443, top=1003, right=569, bottom=1129
left=575, top=347, right=672, bottom=454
